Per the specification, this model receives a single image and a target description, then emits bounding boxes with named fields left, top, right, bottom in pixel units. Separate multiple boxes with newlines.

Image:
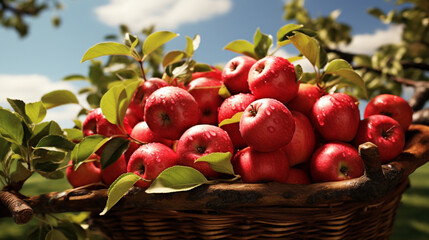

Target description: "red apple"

left=247, top=56, right=299, bottom=104
left=232, top=147, right=290, bottom=183
left=286, top=83, right=326, bottom=118
left=96, top=114, right=132, bottom=137
left=66, top=155, right=102, bottom=188
left=364, top=94, right=413, bottom=131
left=239, top=98, right=295, bottom=152
left=127, top=142, right=178, bottom=189
left=125, top=108, right=140, bottom=129
left=285, top=168, right=311, bottom=184
left=144, top=86, right=200, bottom=140
left=283, top=111, right=316, bottom=167
left=82, top=108, right=103, bottom=137
left=129, top=77, right=169, bottom=120
left=187, top=77, right=224, bottom=125
left=310, top=142, right=364, bottom=183
left=217, top=93, right=256, bottom=149
left=176, top=124, right=234, bottom=179
left=311, top=93, right=360, bottom=142
left=353, top=114, right=405, bottom=163
left=101, top=154, right=127, bottom=187
left=222, top=56, right=256, bottom=94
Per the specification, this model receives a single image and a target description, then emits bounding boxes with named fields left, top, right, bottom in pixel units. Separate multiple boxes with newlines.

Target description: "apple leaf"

left=195, top=152, right=235, bottom=175
left=295, top=64, right=303, bottom=83
left=25, top=101, right=47, bottom=124
left=35, top=135, right=76, bottom=152
left=286, top=56, right=303, bottom=62
left=162, top=50, right=187, bottom=68
left=0, top=108, right=24, bottom=145
left=218, top=84, right=232, bottom=99
left=289, top=32, right=320, bottom=68
left=63, top=128, right=83, bottom=143
left=327, top=69, right=368, bottom=98
left=62, top=74, right=88, bottom=81
left=100, top=80, right=138, bottom=127
left=218, top=111, right=243, bottom=127
left=29, top=121, right=63, bottom=148
left=277, top=23, right=303, bottom=46
left=224, top=39, right=257, bottom=59
left=70, top=135, right=108, bottom=169
left=100, top=172, right=141, bottom=215
left=99, top=137, right=130, bottom=170
left=253, top=28, right=273, bottom=59
left=325, top=59, right=353, bottom=72
left=41, top=90, right=79, bottom=109
left=81, top=42, right=137, bottom=63
left=10, top=161, right=33, bottom=185
left=142, top=31, right=178, bottom=58
left=185, top=34, right=200, bottom=57
left=145, top=166, right=208, bottom=194
left=7, top=98, right=32, bottom=124
left=45, top=229, right=68, bottom=240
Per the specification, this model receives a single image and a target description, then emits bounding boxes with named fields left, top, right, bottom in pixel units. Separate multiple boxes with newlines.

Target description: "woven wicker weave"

left=91, top=179, right=408, bottom=240
left=8, top=124, right=429, bottom=240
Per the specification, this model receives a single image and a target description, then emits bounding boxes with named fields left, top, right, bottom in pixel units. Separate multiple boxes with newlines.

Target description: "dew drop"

left=267, top=126, right=275, bottom=133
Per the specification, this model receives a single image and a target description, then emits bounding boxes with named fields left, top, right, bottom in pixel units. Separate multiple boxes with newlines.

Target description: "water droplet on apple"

left=210, top=131, right=217, bottom=137
left=267, top=126, right=275, bottom=133
left=266, top=111, right=271, bottom=116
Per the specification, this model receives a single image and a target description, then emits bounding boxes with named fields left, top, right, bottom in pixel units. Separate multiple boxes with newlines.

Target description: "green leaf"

left=162, top=50, right=187, bottom=68
left=0, top=137, right=11, bottom=163
left=45, top=229, right=68, bottom=240
left=70, top=135, right=107, bottom=168
left=0, top=109, right=24, bottom=145
left=195, top=152, right=234, bottom=175
left=10, top=161, right=32, bottom=184
left=62, top=74, right=88, bottom=81
left=218, top=112, right=243, bottom=127
left=223, top=40, right=257, bottom=59
left=253, top=28, right=273, bottom=59
left=35, top=135, right=75, bottom=152
left=41, top=90, right=79, bottom=109
left=100, top=85, right=127, bottom=125
left=325, top=59, right=353, bottom=73
left=289, top=32, right=320, bottom=68
left=185, top=36, right=194, bottom=57
left=277, top=23, right=303, bottom=46
left=142, top=31, right=178, bottom=57
left=100, top=173, right=141, bottom=215
left=295, top=64, right=303, bottom=82
left=286, top=56, right=303, bottom=62
left=63, top=128, right=83, bottom=142
left=218, top=84, right=232, bottom=99
left=29, top=121, right=63, bottom=148
left=328, top=69, right=368, bottom=98
left=25, top=101, right=47, bottom=124
left=99, top=137, right=130, bottom=169
left=145, top=166, right=208, bottom=194
left=81, top=42, right=136, bottom=63
left=7, top=98, right=32, bottom=123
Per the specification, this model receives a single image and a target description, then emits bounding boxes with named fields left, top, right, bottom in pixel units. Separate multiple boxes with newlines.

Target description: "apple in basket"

left=176, top=124, right=234, bottom=179
left=66, top=154, right=101, bottom=188
left=353, top=114, right=405, bottom=163
left=310, top=142, right=364, bottom=183
left=144, top=86, right=200, bottom=140
left=239, top=98, right=295, bottom=152
left=364, top=94, right=413, bottom=131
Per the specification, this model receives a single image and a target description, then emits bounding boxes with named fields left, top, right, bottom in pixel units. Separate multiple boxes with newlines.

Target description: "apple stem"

left=249, top=104, right=257, bottom=116
left=139, top=60, right=147, bottom=81
left=382, top=126, right=396, bottom=139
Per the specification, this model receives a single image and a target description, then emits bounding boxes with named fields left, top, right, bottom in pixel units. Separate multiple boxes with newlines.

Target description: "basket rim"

left=17, top=124, right=429, bottom=214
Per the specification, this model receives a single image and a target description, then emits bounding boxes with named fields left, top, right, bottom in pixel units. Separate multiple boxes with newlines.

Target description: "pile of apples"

left=66, top=54, right=413, bottom=189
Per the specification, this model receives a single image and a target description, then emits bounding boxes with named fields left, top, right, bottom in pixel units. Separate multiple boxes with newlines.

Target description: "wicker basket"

left=6, top=124, right=429, bottom=239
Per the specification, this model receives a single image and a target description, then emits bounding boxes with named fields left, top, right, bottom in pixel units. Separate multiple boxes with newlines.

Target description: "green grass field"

left=1, top=162, right=429, bottom=239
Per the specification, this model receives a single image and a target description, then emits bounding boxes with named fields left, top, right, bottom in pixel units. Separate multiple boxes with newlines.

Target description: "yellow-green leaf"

left=224, top=39, right=257, bottom=59
left=289, top=32, right=320, bottom=68
left=25, top=101, right=47, bottom=124
left=195, top=152, right=234, bottom=175
left=145, top=166, right=208, bottom=194
left=41, top=90, right=79, bottom=109
left=143, top=31, right=178, bottom=57
left=100, top=173, right=141, bottom=215
left=218, top=111, right=243, bottom=127
left=81, top=42, right=136, bottom=63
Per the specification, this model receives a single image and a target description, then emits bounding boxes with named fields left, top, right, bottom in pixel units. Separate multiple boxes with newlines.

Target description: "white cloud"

left=337, top=24, right=403, bottom=55
left=0, top=74, right=84, bottom=128
left=95, top=0, right=233, bottom=32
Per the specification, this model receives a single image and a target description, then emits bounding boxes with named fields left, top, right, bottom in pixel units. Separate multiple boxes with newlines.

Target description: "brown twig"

left=0, top=190, right=33, bottom=224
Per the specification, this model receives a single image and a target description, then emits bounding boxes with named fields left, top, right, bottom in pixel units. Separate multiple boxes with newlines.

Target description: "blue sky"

left=0, top=0, right=409, bottom=128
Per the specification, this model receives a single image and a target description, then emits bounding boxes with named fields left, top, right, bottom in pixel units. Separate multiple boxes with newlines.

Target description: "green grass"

left=392, top=161, right=429, bottom=240
left=1, top=163, right=429, bottom=239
